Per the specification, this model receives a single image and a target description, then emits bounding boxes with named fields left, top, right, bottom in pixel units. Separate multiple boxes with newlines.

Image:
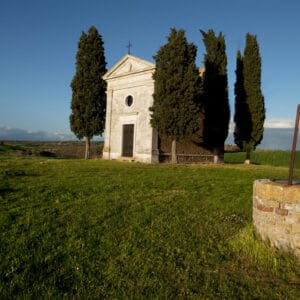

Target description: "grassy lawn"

left=1, top=155, right=300, bottom=298
left=225, top=150, right=292, bottom=167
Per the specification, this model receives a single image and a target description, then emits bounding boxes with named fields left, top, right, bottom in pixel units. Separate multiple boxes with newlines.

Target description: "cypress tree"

left=200, top=30, right=230, bottom=162
left=234, top=51, right=251, bottom=152
left=150, top=28, right=201, bottom=163
left=70, top=26, right=107, bottom=159
left=234, top=33, right=265, bottom=163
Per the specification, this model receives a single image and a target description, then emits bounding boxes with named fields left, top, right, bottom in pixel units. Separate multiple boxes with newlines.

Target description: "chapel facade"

left=102, top=54, right=159, bottom=163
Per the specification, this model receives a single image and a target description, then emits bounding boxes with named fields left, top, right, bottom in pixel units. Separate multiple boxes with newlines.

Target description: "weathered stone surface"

left=102, top=55, right=158, bottom=163
left=253, top=179, right=300, bottom=257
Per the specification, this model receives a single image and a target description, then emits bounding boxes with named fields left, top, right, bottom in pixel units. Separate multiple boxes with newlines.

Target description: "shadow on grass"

left=0, top=187, right=16, bottom=196
left=224, top=161, right=261, bottom=165
left=3, top=170, right=39, bottom=178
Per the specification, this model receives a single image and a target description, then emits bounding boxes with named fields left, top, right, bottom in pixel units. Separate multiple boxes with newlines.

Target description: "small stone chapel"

left=102, top=54, right=213, bottom=163
left=102, top=54, right=159, bottom=163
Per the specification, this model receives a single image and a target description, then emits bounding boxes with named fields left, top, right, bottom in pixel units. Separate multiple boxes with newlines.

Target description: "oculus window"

left=125, top=95, right=133, bottom=107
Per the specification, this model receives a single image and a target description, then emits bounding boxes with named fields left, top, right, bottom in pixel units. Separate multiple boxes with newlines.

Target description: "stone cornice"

left=103, top=54, right=155, bottom=81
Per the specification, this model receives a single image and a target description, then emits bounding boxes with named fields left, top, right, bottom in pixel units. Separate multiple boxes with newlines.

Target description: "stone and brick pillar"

left=253, top=179, right=300, bottom=257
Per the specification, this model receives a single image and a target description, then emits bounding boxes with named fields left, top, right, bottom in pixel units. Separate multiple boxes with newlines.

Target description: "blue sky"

left=1, top=0, right=300, bottom=139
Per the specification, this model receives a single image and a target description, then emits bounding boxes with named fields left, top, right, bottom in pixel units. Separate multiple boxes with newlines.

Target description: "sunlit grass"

left=1, top=158, right=300, bottom=298
left=225, top=150, right=293, bottom=167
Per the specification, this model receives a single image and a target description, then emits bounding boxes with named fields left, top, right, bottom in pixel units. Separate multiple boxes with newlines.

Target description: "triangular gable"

left=103, top=54, right=155, bottom=80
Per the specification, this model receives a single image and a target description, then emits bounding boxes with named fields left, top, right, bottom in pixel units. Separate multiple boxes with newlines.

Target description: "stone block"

left=283, top=186, right=300, bottom=203
left=254, top=180, right=283, bottom=201
left=291, top=223, right=300, bottom=234
left=285, top=215, right=297, bottom=225
left=284, top=202, right=295, bottom=211
left=295, top=202, right=300, bottom=213
left=253, top=179, right=300, bottom=257
left=295, top=213, right=300, bottom=222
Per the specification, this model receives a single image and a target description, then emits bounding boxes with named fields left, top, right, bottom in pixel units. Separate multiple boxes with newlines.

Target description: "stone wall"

left=158, top=136, right=214, bottom=163
left=103, top=55, right=158, bottom=163
left=253, top=179, right=300, bottom=256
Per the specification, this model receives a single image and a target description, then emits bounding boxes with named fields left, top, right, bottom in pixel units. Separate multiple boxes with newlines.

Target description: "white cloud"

left=264, top=119, right=294, bottom=128
left=228, top=118, right=294, bottom=131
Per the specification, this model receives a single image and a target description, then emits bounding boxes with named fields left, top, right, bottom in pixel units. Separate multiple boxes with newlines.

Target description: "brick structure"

left=253, top=179, right=300, bottom=256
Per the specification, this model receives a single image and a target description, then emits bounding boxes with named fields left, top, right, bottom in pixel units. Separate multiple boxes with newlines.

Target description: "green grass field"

left=225, top=150, right=293, bottom=167
left=1, top=148, right=300, bottom=298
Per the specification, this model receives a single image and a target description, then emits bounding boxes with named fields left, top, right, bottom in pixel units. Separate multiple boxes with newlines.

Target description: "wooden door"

left=122, top=124, right=134, bottom=157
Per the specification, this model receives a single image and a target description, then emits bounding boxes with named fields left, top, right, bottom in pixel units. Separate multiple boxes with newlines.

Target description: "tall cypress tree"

left=200, top=29, right=230, bottom=162
left=234, top=51, right=252, bottom=152
left=234, top=33, right=265, bottom=163
left=150, top=28, right=201, bottom=163
left=70, top=26, right=107, bottom=159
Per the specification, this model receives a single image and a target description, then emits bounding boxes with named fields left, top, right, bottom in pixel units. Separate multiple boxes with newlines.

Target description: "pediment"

left=103, top=54, right=155, bottom=80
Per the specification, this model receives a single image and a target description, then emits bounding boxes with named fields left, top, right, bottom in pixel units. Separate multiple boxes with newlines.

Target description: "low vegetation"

left=225, top=150, right=292, bottom=167
left=1, top=142, right=300, bottom=298
left=0, top=141, right=103, bottom=159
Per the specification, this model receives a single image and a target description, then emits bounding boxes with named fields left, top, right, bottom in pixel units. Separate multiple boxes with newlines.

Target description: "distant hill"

left=0, top=126, right=296, bottom=150
left=0, top=126, right=104, bottom=142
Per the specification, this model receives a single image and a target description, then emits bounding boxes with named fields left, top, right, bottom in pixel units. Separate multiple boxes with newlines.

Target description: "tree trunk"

left=85, top=137, right=91, bottom=159
left=213, top=147, right=218, bottom=164
left=213, top=147, right=224, bottom=164
left=171, top=139, right=177, bottom=164
left=244, top=149, right=251, bottom=164
left=213, top=153, right=219, bottom=164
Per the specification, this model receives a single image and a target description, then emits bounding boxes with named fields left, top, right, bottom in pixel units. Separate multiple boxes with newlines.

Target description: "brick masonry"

left=253, top=179, right=300, bottom=256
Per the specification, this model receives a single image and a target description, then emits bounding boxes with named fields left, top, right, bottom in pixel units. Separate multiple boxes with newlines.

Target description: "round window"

left=125, top=95, right=133, bottom=107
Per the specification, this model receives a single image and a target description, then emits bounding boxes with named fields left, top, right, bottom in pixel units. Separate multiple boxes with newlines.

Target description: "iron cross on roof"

left=127, top=41, right=132, bottom=55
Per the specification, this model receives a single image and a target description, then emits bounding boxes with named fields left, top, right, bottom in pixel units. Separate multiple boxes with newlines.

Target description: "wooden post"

left=288, top=104, right=300, bottom=185
left=171, top=139, right=177, bottom=164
